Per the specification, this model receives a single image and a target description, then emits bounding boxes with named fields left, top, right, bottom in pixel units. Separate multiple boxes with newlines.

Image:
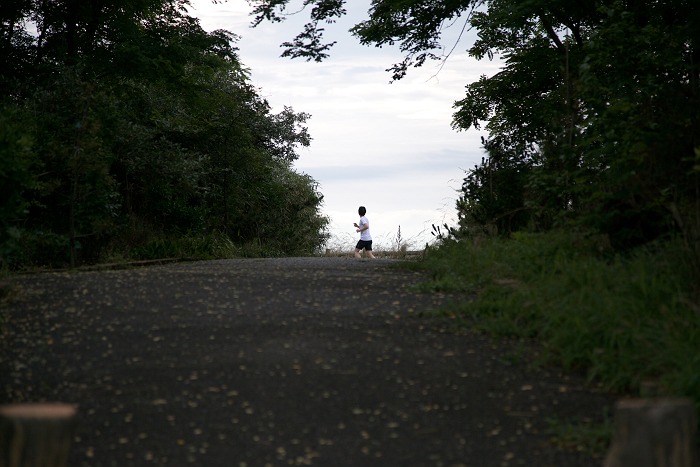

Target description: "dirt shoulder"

left=0, top=257, right=614, bottom=466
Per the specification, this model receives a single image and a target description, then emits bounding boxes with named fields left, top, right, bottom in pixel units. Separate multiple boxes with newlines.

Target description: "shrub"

left=415, top=231, right=700, bottom=403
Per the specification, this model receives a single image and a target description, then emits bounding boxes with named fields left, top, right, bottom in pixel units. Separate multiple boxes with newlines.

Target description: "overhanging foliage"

left=250, top=0, right=700, bottom=251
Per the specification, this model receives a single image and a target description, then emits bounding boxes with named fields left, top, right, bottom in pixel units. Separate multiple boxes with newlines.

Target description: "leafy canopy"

left=0, top=0, right=330, bottom=267
left=249, top=0, right=700, bottom=251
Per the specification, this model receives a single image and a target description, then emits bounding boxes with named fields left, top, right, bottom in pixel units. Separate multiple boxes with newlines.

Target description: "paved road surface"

left=0, top=257, right=614, bottom=466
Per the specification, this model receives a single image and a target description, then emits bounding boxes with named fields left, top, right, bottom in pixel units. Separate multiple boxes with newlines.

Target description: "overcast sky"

left=187, top=0, right=501, bottom=250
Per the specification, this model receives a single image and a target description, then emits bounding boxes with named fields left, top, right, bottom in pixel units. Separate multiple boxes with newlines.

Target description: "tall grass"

left=323, top=225, right=427, bottom=257
left=412, top=231, right=700, bottom=403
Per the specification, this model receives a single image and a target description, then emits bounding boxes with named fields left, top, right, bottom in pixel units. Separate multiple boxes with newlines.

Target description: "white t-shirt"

left=359, top=216, right=372, bottom=241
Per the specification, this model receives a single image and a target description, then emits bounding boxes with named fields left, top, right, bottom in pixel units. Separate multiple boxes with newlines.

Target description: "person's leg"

left=366, top=241, right=375, bottom=259
left=354, top=247, right=362, bottom=258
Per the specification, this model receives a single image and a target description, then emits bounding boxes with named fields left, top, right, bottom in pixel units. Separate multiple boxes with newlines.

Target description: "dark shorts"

left=355, top=240, right=373, bottom=251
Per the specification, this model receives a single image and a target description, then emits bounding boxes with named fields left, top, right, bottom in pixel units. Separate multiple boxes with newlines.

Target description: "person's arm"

left=356, top=221, right=369, bottom=232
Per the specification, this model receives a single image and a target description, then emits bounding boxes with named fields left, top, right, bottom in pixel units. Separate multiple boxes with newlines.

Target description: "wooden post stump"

left=0, top=404, right=77, bottom=467
left=604, top=398, right=698, bottom=467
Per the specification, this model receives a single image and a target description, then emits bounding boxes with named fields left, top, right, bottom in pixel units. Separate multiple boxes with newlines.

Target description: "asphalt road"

left=0, top=257, right=614, bottom=466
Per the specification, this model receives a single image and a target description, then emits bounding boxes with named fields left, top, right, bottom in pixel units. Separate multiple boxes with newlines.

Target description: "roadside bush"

left=125, top=230, right=241, bottom=261
left=415, top=231, right=699, bottom=403
left=12, top=231, right=73, bottom=269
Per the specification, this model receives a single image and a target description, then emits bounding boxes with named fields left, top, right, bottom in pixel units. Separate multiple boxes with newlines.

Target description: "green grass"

left=410, top=231, right=700, bottom=403
left=126, top=230, right=242, bottom=260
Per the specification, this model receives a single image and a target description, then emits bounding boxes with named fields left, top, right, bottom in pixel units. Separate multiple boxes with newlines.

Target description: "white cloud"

left=186, top=0, right=501, bottom=249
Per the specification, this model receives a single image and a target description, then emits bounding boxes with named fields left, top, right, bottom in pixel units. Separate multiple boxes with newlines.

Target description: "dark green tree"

left=23, top=70, right=120, bottom=266
left=574, top=1, right=700, bottom=247
left=0, top=107, right=34, bottom=263
left=456, top=138, right=530, bottom=236
left=0, top=0, right=329, bottom=267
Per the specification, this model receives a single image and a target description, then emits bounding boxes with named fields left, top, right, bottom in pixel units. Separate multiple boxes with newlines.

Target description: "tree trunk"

left=604, top=398, right=698, bottom=467
left=0, top=404, right=77, bottom=467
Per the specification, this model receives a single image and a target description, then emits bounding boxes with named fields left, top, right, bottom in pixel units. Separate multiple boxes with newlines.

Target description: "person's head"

left=358, top=206, right=366, bottom=216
